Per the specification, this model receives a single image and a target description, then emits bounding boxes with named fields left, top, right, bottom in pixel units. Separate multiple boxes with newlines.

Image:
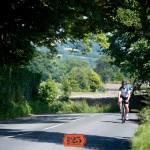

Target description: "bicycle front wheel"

left=122, top=105, right=126, bottom=124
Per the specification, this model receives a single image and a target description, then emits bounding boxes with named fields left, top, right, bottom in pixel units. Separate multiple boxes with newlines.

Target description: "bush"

left=0, top=101, right=32, bottom=120
left=48, top=101, right=63, bottom=113
left=132, top=121, right=150, bottom=150
left=138, top=106, right=150, bottom=123
left=132, top=98, right=150, bottom=150
left=38, top=77, right=59, bottom=103
left=29, top=101, right=49, bottom=114
left=59, top=78, right=71, bottom=102
left=56, top=101, right=117, bottom=114
left=89, top=70, right=102, bottom=92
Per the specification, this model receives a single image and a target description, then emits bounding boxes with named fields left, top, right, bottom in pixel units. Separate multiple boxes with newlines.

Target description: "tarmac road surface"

left=0, top=113, right=139, bottom=150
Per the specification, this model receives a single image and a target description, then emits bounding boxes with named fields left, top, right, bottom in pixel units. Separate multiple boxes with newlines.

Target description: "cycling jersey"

left=119, top=85, right=130, bottom=98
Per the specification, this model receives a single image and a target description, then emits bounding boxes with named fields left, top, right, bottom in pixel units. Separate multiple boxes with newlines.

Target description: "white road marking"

left=44, top=123, right=64, bottom=130
left=3, top=114, right=97, bottom=138
left=45, top=117, right=86, bottom=129
left=90, top=114, right=99, bottom=117
left=70, top=117, right=85, bottom=122
left=4, top=131, right=33, bottom=138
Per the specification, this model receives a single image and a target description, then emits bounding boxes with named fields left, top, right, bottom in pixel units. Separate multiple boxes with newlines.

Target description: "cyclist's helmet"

left=122, top=81, right=127, bottom=86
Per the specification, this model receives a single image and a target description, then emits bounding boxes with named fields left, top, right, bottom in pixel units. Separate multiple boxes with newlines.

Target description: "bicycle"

left=121, top=100, right=126, bottom=124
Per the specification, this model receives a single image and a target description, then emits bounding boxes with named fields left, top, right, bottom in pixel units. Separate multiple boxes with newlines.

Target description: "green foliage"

left=48, top=101, right=63, bottom=113
left=0, top=66, right=41, bottom=107
left=2, top=0, right=149, bottom=67
left=95, top=56, right=114, bottom=83
left=0, top=99, right=120, bottom=120
left=29, top=101, right=49, bottom=114
left=1, top=0, right=150, bottom=121
left=132, top=121, right=150, bottom=150
left=0, top=101, right=31, bottom=120
left=0, top=66, right=42, bottom=120
left=0, top=0, right=109, bottom=66
left=67, top=67, right=90, bottom=92
left=112, top=71, right=125, bottom=83
left=130, top=38, right=150, bottom=73
left=132, top=105, right=150, bottom=150
left=94, top=56, right=113, bottom=83
left=89, top=70, right=102, bottom=92
left=132, top=87, right=150, bottom=150
left=27, top=55, right=91, bottom=83
left=38, top=77, right=59, bottom=103
left=103, top=31, right=150, bottom=84
left=57, top=101, right=113, bottom=114
left=59, top=78, right=71, bottom=102
left=64, top=58, right=89, bottom=74
left=59, top=101, right=93, bottom=113
left=138, top=106, right=150, bottom=123
left=66, top=66, right=103, bottom=92
left=22, top=101, right=61, bottom=114
left=100, top=0, right=150, bottom=85
left=27, top=54, right=67, bottom=82
left=1, top=0, right=149, bottom=68
left=117, top=8, right=142, bottom=29
left=94, top=33, right=110, bottom=49
left=94, top=56, right=131, bottom=83
left=137, top=88, right=150, bottom=122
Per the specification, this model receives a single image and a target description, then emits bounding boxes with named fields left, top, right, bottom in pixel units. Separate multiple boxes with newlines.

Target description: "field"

left=70, top=84, right=120, bottom=98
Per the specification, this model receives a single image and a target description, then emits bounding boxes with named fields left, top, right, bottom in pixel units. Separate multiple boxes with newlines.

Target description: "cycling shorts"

left=120, top=95, right=129, bottom=104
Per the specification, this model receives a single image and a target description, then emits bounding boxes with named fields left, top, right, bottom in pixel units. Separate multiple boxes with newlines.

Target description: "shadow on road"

left=0, top=129, right=131, bottom=150
left=100, top=120, right=120, bottom=124
left=100, top=118, right=139, bottom=124
left=0, top=114, right=86, bottom=124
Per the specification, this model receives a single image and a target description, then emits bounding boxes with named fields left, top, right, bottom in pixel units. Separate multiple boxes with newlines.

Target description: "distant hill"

left=56, top=40, right=102, bottom=58
left=36, top=40, right=103, bottom=68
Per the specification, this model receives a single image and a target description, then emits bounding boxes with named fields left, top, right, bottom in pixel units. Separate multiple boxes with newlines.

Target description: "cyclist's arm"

left=118, top=87, right=122, bottom=98
left=118, top=91, right=121, bottom=97
left=118, top=91, right=121, bottom=101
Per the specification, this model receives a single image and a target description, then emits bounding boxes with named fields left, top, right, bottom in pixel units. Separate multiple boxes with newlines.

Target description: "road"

left=0, top=113, right=139, bottom=150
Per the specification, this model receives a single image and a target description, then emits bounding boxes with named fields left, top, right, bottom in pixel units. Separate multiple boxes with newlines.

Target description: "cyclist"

left=118, top=81, right=131, bottom=120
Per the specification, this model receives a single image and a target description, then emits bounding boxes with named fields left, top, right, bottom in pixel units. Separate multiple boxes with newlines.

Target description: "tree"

left=94, top=56, right=130, bottom=83
left=3, top=0, right=148, bottom=66
left=96, top=0, right=150, bottom=85
left=89, top=70, right=102, bottom=92
left=1, top=0, right=150, bottom=98
left=28, top=55, right=68, bottom=82
left=103, top=31, right=150, bottom=85
left=64, top=58, right=89, bottom=74
left=0, top=66, right=42, bottom=107
left=38, top=77, right=58, bottom=103
left=59, top=78, right=71, bottom=102
left=66, top=67, right=103, bottom=92
left=67, top=67, right=90, bottom=92
left=112, top=71, right=125, bottom=83
left=95, top=56, right=114, bottom=83
left=0, top=0, right=107, bottom=66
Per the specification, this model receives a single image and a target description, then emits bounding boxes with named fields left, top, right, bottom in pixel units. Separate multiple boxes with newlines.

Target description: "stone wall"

left=70, top=95, right=144, bottom=110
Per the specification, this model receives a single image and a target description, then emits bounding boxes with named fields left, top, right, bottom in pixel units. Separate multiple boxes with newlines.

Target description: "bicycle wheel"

left=122, top=104, right=126, bottom=124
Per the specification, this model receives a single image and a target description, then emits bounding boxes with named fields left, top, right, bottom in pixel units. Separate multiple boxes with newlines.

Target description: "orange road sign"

left=63, top=134, right=86, bottom=147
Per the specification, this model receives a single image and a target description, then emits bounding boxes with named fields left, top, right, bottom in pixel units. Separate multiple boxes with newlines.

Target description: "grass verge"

left=0, top=100, right=119, bottom=120
left=55, top=101, right=119, bottom=114
left=131, top=106, right=150, bottom=150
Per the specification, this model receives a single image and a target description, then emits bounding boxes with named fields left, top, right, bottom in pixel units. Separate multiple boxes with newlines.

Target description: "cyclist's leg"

left=125, top=103, right=129, bottom=114
left=122, top=101, right=126, bottom=123
left=118, top=96, right=123, bottom=112
left=122, top=97, right=129, bottom=114
left=124, top=101, right=129, bottom=120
